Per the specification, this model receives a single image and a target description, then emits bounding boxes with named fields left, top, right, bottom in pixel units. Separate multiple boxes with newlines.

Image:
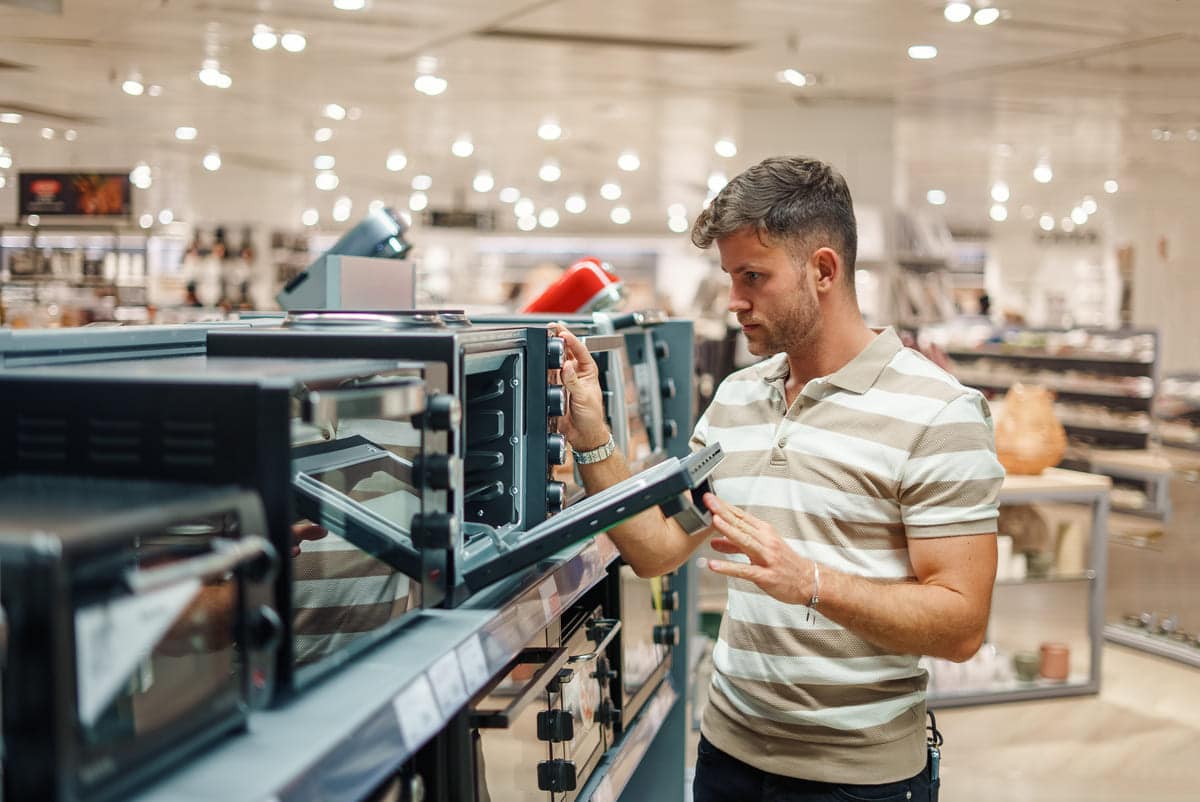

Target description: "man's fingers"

left=711, top=514, right=766, bottom=561
left=550, top=323, right=596, bottom=370
left=708, top=537, right=743, bottom=554
left=706, top=559, right=764, bottom=583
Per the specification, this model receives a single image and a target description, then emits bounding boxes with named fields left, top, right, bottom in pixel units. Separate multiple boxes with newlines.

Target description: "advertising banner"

left=18, top=172, right=132, bottom=218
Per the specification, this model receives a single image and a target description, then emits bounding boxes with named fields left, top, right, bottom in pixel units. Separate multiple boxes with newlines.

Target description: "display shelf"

left=955, top=377, right=1153, bottom=410
left=1105, top=625, right=1200, bottom=669
left=994, top=571, right=1095, bottom=587
left=947, top=347, right=1153, bottom=368
left=928, top=673, right=1093, bottom=709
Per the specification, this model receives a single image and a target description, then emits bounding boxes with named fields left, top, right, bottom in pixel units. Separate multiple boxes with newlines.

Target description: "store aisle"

left=685, top=644, right=1198, bottom=801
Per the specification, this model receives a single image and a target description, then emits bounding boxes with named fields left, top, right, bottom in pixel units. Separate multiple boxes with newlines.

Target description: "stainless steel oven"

left=0, top=476, right=278, bottom=802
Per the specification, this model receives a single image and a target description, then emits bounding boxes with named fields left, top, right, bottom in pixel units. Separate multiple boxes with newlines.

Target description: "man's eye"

left=744, top=272, right=760, bottom=282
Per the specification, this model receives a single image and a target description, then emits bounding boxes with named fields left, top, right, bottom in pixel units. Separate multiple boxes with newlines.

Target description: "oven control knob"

left=547, top=337, right=566, bottom=370
left=660, top=377, right=677, bottom=400
left=536, top=759, right=577, bottom=792
left=410, top=513, right=459, bottom=549
left=591, top=658, right=618, bottom=683
left=249, top=604, right=283, bottom=651
left=657, top=590, right=680, bottom=612
left=536, top=710, right=575, bottom=743
left=415, top=454, right=456, bottom=490
left=243, top=541, right=279, bottom=583
left=662, top=418, right=679, bottom=440
left=547, top=433, right=567, bottom=466
left=546, top=481, right=566, bottom=515
left=653, top=624, right=680, bottom=646
left=547, top=385, right=566, bottom=418
left=424, top=394, right=461, bottom=431
left=654, top=339, right=670, bottom=361
left=598, top=699, right=622, bottom=727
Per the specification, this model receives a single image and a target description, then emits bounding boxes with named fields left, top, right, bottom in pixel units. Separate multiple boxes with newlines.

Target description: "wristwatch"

left=572, top=433, right=617, bottom=465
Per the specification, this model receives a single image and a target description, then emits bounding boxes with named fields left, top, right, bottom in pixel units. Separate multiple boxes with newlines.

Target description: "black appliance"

left=0, top=476, right=278, bottom=802
left=0, top=355, right=447, bottom=701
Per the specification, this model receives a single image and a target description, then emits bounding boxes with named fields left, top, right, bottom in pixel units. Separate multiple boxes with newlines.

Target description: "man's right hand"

left=549, top=322, right=611, bottom=451
left=291, top=522, right=328, bottom=557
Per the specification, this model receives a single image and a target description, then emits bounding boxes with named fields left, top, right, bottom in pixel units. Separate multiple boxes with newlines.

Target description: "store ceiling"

left=1, top=0, right=1199, bottom=236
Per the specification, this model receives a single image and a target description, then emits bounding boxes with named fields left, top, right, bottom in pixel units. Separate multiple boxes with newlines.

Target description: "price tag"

left=429, top=651, right=468, bottom=715
left=392, top=674, right=442, bottom=751
left=538, top=578, right=557, bottom=621
left=456, top=634, right=490, bottom=691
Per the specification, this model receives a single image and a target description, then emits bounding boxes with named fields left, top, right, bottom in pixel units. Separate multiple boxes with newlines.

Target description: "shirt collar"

left=756, top=328, right=903, bottom=395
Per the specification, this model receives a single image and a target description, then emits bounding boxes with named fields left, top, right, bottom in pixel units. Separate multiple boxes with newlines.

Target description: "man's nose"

left=727, top=289, right=750, bottom=313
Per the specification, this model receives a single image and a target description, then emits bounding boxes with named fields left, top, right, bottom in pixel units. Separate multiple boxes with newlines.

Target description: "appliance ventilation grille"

left=14, top=415, right=68, bottom=468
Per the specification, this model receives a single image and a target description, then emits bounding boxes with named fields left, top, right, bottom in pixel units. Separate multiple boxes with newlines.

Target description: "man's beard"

left=745, top=297, right=819, bottom=356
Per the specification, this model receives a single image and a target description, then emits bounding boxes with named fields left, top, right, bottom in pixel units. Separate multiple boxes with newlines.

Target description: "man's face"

left=716, top=227, right=820, bottom=356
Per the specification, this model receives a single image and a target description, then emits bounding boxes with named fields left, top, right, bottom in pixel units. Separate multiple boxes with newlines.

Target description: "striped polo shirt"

left=691, top=327, right=1003, bottom=784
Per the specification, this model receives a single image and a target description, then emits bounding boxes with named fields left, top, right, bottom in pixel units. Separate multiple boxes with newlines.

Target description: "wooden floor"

left=685, top=644, right=1200, bottom=801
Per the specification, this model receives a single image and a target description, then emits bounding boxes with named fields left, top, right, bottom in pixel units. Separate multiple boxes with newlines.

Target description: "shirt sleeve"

left=688, top=410, right=710, bottom=454
left=900, top=392, right=1005, bottom=538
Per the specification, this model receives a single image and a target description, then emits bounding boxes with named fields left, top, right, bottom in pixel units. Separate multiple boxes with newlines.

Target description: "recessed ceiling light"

left=202, top=150, right=222, bottom=171
left=408, top=191, right=428, bottom=212
left=314, top=127, right=333, bottom=143
left=198, top=60, right=230, bottom=88
left=1033, top=162, right=1053, bottom=183
left=302, top=208, right=319, bottom=226
left=323, top=103, right=347, bottom=121
left=332, top=196, right=353, bottom=222
left=252, top=24, right=277, bottom=50
left=565, top=194, right=587, bottom=214
left=973, top=7, right=1000, bottom=25
left=281, top=32, right=307, bottom=52
left=776, top=68, right=808, bottom=87
left=413, top=75, right=447, bottom=96
left=600, top=182, right=621, bottom=201
left=538, top=208, right=560, bottom=228
left=1038, top=213, right=1054, bottom=231
left=451, top=136, right=474, bottom=158
left=944, top=2, right=971, bottom=23
left=538, top=119, right=562, bottom=141
left=668, top=216, right=689, bottom=234
left=0, top=113, right=22, bottom=124
left=1187, top=128, right=1200, bottom=142
left=714, top=138, right=737, bottom=158
left=26, top=213, right=40, bottom=226
left=1071, top=206, right=1088, bottom=225
left=158, top=209, right=174, bottom=225
left=499, top=187, right=521, bottom=203
left=517, top=215, right=537, bottom=232
left=989, top=203, right=1007, bottom=222
left=668, top=203, right=687, bottom=218
left=40, top=127, right=54, bottom=140
left=514, top=197, right=535, bottom=218
left=610, top=206, right=631, bottom=225
left=64, top=129, right=78, bottom=141
left=386, top=150, right=407, bottom=172
left=472, top=170, right=495, bottom=193
left=0, top=154, right=11, bottom=170
left=1081, top=196, right=1098, bottom=215
left=122, top=78, right=145, bottom=96
left=707, top=171, right=728, bottom=193
left=1104, top=179, right=1119, bottom=194
left=139, top=213, right=154, bottom=228
left=926, top=189, right=947, bottom=206
left=907, top=45, right=938, bottom=60
left=990, top=181, right=1010, bottom=203
left=314, top=154, right=335, bottom=170
left=175, top=126, right=198, bottom=141
left=617, top=150, right=640, bottom=171
left=411, top=174, right=432, bottom=191
left=315, top=172, right=339, bottom=191
left=129, top=162, right=152, bottom=189
left=333, top=0, right=366, bottom=10
left=539, top=159, right=561, bottom=182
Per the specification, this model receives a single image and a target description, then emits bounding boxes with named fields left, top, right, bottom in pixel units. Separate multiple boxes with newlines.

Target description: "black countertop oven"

left=0, top=355, right=445, bottom=702
left=0, top=476, right=278, bottom=802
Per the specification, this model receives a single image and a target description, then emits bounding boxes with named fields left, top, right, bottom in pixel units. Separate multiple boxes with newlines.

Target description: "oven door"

left=612, top=564, right=676, bottom=733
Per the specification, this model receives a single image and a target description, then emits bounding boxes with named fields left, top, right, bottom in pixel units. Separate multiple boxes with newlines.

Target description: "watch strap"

left=572, top=433, right=616, bottom=465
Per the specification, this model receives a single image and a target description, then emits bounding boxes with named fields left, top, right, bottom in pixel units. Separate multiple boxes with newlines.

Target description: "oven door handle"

left=470, top=645, right=570, bottom=729
left=123, top=536, right=275, bottom=594
left=568, top=619, right=622, bottom=664
left=305, top=382, right=427, bottom=430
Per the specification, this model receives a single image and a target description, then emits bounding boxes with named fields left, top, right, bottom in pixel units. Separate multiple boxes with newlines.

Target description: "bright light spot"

left=414, top=75, right=448, bottom=96
left=538, top=208, right=560, bottom=228
left=1061, top=217, right=1075, bottom=233
left=990, top=181, right=1010, bottom=203
left=1039, top=214, right=1054, bottom=231
left=668, top=216, right=689, bottom=234
left=610, top=206, right=631, bottom=225
left=517, top=215, right=537, bottom=232
left=215, top=72, right=232, bottom=89
left=175, top=126, right=198, bottom=141
left=499, top=187, right=521, bottom=203
left=139, top=213, right=153, bottom=228
left=122, top=79, right=144, bottom=96
left=514, top=198, right=536, bottom=218
left=147, top=84, right=162, bottom=97
left=252, top=25, right=277, bottom=50
left=199, top=62, right=230, bottom=88
left=0, top=176, right=6, bottom=188
left=386, top=150, right=407, bottom=172
left=202, top=150, right=222, bottom=171
left=280, top=32, right=307, bottom=52
left=408, top=191, right=428, bottom=211
left=411, top=174, right=432, bottom=191
left=989, top=204, right=1008, bottom=222
left=926, top=189, right=947, bottom=206
left=1033, top=162, right=1053, bottom=183
left=974, top=7, right=1000, bottom=25
left=707, top=171, right=728, bottom=193
left=334, top=0, right=366, bottom=9
left=0, top=154, right=10, bottom=170
left=944, top=2, right=971, bottom=22
left=314, top=154, right=335, bottom=170
left=40, top=127, right=54, bottom=139
left=600, top=182, right=622, bottom=201
left=0, top=113, right=22, bottom=124
left=776, top=69, right=807, bottom=87
left=617, top=150, right=640, bottom=172
left=369, top=200, right=385, bottom=213
left=908, top=45, right=938, bottom=60
left=323, top=103, right=347, bottom=121
left=1104, top=179, right=1119, bottom=194
left=1082, top=196, right=1098, bottom=214
left=1071, top=206, right=1088, bottom=225
left=332, top=197, right=353, bottom=222
left=158, top=209, right=174, bottom=225
left=565, top=194, right=587, bottom=214
left=130, top=163, right=152, bottom=189
left=27, top=214, right=40, bottom=226
left=302, top=208, right=319, bottom=226
left=315, top=171, right=339, bottom=191
left=451, top=137, right=474, bottom=157
left=472, top=170, right=495, bottom=192
left=538, top=120, right=562, bottom=141
left=714, top=138, right=737, bottom=158
left=314, top=127, right=333, bottom=143
left=539, top=159, right=562, bottom=182
left=668, top=203, right=687, bottom=218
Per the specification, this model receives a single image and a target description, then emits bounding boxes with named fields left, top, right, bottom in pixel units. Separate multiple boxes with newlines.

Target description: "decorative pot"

left=1039, top=642, right=1070, bottom=681
left=994, top=384, right=1067, bottom=475
left=1013, top=651, right=1040, bottom=683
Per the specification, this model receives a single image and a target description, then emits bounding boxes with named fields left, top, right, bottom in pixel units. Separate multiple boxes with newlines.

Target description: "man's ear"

left=811, top=246, right=841, bottom=293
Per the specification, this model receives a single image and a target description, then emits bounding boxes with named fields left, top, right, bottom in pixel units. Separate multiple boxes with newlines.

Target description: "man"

left=550, top=155, right=1002, bottom=802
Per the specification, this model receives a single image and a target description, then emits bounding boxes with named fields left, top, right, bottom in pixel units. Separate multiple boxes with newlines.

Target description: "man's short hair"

left=691, top=156, right=858, bottom=280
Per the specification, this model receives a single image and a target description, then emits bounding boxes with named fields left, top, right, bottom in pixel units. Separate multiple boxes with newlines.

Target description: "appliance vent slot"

left=162, top=419, right=217, bottom=468
left=14, top=415, right=68, bottom=466
left=88, top=418, right=143, bottom=466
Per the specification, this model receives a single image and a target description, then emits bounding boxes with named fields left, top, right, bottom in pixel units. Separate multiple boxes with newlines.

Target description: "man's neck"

left=783, top=310, right=876, bottom=393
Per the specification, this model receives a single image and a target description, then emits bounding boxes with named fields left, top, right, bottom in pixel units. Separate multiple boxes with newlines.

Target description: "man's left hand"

left=703, top=493, right=814, bottom=605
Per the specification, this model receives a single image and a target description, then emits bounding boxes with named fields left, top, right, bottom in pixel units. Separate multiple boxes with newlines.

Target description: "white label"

left=538, top=578, right=557, bottom=621
left=75, top=579, right=202, bottom=727
left=429, top=651, right=468, bottom=715
left=393, top=674, right=442, bottom=751
left=456, top=634, right=490, bottom=691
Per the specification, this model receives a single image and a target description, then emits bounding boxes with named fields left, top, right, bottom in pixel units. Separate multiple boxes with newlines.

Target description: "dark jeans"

left=693, top=736, right=938, bottom=802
